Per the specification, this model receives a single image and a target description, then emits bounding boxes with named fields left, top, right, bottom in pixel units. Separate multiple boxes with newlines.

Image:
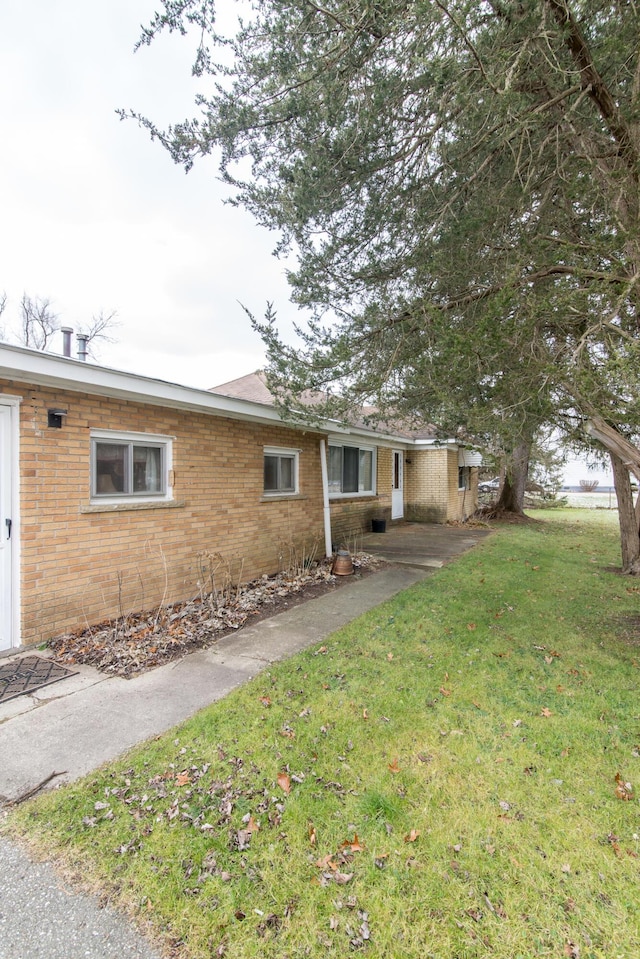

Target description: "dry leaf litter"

left=48, top=554, right=380, bottom=677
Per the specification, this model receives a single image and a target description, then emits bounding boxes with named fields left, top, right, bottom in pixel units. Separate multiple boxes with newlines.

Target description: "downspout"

left=319, top=440, right=333, bottom=558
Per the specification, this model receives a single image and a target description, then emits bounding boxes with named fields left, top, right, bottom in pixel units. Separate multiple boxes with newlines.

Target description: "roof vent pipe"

left=61, top=327, right=73, bottom=358
left=76, top=333, right=89, bottom=362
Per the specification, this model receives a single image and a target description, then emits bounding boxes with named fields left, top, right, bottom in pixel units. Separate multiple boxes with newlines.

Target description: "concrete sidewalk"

left=0, top=565, right=427, bottom=804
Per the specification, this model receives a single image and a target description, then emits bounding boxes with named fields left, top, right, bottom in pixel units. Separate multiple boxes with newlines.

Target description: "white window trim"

left=328, top=442, right=377, bottom=499
left=263, top=446, right=300, bottom=497
left=90, top=429, right=174, bottom=505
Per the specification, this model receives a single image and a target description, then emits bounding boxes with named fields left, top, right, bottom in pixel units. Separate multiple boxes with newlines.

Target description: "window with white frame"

left=328, top=443, right=375, bottom=495
left=91, top=430, right=172, bottom=501
left=263, top=447, right=299, bottom=495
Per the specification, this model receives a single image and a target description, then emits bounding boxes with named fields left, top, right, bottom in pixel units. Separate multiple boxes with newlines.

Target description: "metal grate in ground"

left=0, top=655, right=77, bottom=705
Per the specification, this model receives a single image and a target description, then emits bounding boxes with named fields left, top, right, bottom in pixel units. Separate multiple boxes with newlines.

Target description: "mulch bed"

left=48, top=555, right=382, bottom=679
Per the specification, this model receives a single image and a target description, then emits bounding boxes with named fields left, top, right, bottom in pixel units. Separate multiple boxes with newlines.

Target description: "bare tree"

left=82, top=309, right=119, bottom=358
left=20, top=294, right=59, bottom=351
left=0, top=294, right=118, bottom=359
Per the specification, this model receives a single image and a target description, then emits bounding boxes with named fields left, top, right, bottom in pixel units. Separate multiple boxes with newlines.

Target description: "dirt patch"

left=48, top=555, right=383, bottom=678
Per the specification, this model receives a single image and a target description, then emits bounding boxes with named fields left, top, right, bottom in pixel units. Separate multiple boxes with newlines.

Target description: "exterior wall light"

left=47, top=409, right=68, bottom=429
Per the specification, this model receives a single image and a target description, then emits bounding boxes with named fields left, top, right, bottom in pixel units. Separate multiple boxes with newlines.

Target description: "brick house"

left=0, top=346, right=478, bottom=652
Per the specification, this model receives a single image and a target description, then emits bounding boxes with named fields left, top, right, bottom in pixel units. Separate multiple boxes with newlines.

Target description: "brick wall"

left=405, top=448, right=449, bottom=522
left=2, top=380, right=326, bottom=645
left=405, top=448, right=478, bottom=522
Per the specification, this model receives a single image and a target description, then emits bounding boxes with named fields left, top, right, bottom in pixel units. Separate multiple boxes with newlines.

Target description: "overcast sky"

left=0, top=0, right=300, bottom=389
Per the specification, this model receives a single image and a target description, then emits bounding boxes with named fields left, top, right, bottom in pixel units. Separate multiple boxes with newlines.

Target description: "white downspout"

left=319, top=440, right=333, bottom=558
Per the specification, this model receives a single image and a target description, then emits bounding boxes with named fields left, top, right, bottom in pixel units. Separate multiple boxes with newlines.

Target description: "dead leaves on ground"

left=47, top=559, right=370, bottom=677
left=614, top=772, right=633, bottom=801
left=277, top=771, right=292, bottom=795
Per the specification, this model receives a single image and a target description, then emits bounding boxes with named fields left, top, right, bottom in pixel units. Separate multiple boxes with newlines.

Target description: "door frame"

left=0, top=397, right=21, bottom=652
left=391, top=449, right=404, bottom=520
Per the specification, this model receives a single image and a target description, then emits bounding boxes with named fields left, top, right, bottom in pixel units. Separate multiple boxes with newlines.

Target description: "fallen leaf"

left=333, top=871, right=354, bottom=884
left=615, top=772, right=633, bottom=800
left=259, top=696, right=272, bottom=707
left=467, top=623, right=477, bottom=630
left=404, top=829, right=420, bottom=843
left=540, top=708, right=553, bottom=718
left=277, top=771, right=291, bottom=795
left=362, top=708, right=368, bottom=720
left=340, top=833, right=365, bottom=853
left=544, top=656, right=554, bottom=665
left=388, top=758, right=400, bottom=774
left=308, top=825, right=317, bottom=846
left=440, top=687, right=452, bottom=697
left=387, top=652, right=394, bottom=661
left=176, top=772, right=191, bottom=786
left=315, top=853, right=337, bottom=870
left=245, top=815, right=260, bottom=833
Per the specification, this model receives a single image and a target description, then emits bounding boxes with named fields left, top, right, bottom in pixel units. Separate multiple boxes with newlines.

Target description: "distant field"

left=560, top=490, right=618, bottom=509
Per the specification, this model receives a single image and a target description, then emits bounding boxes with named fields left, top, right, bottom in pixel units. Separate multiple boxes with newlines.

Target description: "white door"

left=0, top=405, right=13, bottom=650
left=391, top=449, right=404, bottom=520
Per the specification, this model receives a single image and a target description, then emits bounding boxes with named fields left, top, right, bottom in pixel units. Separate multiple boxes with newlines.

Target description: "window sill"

left=329, top=492, right=377, bottom=500
left=260, top=493, right=307, bottom=503
left=81, top=499, right=185, bottom=514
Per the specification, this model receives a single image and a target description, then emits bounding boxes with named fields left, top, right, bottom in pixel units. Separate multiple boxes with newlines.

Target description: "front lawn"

left=7, top=510, right=640, bottom=958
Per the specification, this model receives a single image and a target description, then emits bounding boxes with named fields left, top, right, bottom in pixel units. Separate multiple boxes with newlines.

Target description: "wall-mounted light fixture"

left=47, top=408, right=68, bottom=429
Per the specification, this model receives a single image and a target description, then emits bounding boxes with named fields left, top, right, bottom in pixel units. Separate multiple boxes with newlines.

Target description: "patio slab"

left=362, top=521, right=492, bottom=569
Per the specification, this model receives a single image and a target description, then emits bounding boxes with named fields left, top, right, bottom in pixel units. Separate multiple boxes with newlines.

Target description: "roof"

left=210, top=371, right=275, bottom=406
left=211, top=371, right=440, bottom=442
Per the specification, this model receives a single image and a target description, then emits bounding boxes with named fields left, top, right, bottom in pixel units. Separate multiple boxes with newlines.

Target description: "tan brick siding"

left=405, top=448, right=478, bottom=522
left=405, top=448, right=449, bottom=522
left=2, top=380, right=326, bottom=645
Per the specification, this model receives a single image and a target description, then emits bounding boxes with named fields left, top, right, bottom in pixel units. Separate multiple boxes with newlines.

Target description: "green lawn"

left=7, top=510, right=640, bottom=958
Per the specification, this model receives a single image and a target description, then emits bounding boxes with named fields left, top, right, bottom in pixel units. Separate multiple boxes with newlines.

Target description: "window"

left=91, top=431, right=172, bottom=501
left=328, top=443, right=375, bottom=495
left=263, top=447, right=299, bottom=495
left=458, top=466, right=471, bottom=490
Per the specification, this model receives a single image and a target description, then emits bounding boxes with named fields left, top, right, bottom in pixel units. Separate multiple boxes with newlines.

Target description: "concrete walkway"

left=0, top=523, right=490, bottom=959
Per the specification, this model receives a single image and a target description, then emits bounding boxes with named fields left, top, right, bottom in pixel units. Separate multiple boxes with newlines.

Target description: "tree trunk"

left=585, top=416, right=640, bottom=482
left=494, top=440, right=530, bottom=515
left=610, top=452, right=640, bottom=574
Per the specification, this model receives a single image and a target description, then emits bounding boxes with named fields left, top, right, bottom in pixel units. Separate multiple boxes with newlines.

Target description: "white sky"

left=0, top=0, right=300, bottom=389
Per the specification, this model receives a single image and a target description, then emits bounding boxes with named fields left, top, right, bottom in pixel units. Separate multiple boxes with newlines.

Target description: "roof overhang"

left=0, top=344, right=482, bottom=451
left=0, top=343, right=322, bottom=431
